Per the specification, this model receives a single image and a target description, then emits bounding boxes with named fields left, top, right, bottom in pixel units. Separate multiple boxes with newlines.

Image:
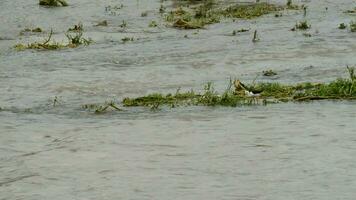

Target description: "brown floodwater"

left=1, top=0, right=356, bottom=199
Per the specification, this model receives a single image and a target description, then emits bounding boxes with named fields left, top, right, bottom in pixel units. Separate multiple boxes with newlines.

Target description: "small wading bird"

left=234, top=80, right=263, bottom=97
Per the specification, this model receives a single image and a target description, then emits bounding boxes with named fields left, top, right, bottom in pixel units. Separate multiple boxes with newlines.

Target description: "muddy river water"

left=1, top=0, right=356, bottom=199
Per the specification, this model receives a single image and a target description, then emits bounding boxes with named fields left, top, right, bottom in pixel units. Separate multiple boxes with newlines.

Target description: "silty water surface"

left=1, top=0, right=356, bottom=199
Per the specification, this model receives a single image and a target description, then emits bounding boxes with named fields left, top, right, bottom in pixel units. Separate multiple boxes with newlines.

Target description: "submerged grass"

left=15, top=28, right=91, bottom=51
left=121, top=67, right=356, bottom=108
left=82, top=101, right=122, bottom=114
left=165, top=1, right=298, bottom=29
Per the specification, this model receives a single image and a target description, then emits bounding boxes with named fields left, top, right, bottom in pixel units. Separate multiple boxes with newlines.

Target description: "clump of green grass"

left=39, top=0, right=68, bottom=7
left=65, top=31, right=92, bottom=46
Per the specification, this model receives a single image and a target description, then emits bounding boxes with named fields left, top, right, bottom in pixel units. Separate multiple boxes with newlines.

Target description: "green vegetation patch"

left=121, top=67, right=356, bottom=108
left=165, top=6, right=219, bottom=29
left=15, top=29, right=92, bottom=51
left=291, top=20, right=311, bottom=31
left=165, top=1, right=294, bottom=29
left=217, top=3, right=283, bottom=19
left=351, top=21, right=356, bottom=32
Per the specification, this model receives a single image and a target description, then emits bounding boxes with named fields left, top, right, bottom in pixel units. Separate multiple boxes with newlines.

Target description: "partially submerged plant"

left=165, top=2, right=287, bottom=29
left=159, top=5, right=166, bottom=14
left=82, top=101, right=122, bottom=114
left=286, top=0, right=292, bottom=7
left=20, top=27, right=43, bottom=35
left=166, top=6, right=219, bottom=29
left=141, top=11, right=148, bottom=17
left=121, top=37, right=134, bottom=43
left=302, top=32, right=312, bottom=37
left=350, top=21, right=356, bottom=32
left=233, top=28, right=250, bottom=35
left=95, top=20, right=108, bottom=27
left=105, top=4, right=123, bottom=11
left=65, top=31, right=92, bottom=46
left=275, top=13, right=282, bottom=17
left=291, top=20, right=311, bottom=31
left=149, top=21, right=158, bottom=27
left=39, top=0, right=68, bottom=7
left=286, top=0, right=300, bottom=10
left=339, top=23, right=347, bottom=29
left=68, top=23, right=83, bottom=32
left=120, top=20, right=127, bottom=28
left=344, top=8, right=356, bottom=14
left=263, top=70, right=277, bottom=76
left=15, top=28, right=92, bottom=51
left=15, top=30, right=66, bottom=50
left=252, top=30, right=259, bottom=42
